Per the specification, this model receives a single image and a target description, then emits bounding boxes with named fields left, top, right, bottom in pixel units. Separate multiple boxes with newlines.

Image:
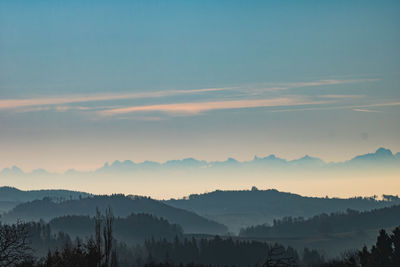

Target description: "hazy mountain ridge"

left=1, top=147, right=398, bottom=176
left=349, top=147, right=398, bottom=163
left=0, top=194, right=228, bottom=235
left=0, top=166, right=24, bottom=175
left=57, top=147, right=400, bottom=172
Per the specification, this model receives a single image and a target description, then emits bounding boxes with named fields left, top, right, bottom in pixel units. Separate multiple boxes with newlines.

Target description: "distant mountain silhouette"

left=0, top=166, right=23, bottom=175
left=288, top=155, right=325, bottom=166
left=31, top=168, right=50, bottom=175
left=1, top=194, right=227, bottom=234
left=2, top=147, right=398, bottom=176
left=252, top=154, right=287, bottom=164
left=349, top=147, right=397, bottom=163
left=94, top=147, right=400, bottom=170
left=164, top=158, right=208, bottom=167
left=165, top=189, right=400, bottom=232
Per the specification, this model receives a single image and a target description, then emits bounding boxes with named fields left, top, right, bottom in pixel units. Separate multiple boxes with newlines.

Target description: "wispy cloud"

left=253, top=79, right=378, bottom=93
left=270, top=106, right=345, bottom=113
left=283, top=78, right=377, bottom=88
left=318, top=94, right=365, bottom=99
left=364, top=101, right=400, bottom=107
left=269, top=101, right=400, bottom=113
left=14, top=105, right=92, bottom=113
left=99, top=97, right=330, bottom=116
left=0, top=78, right=380, bottom=118
left=352, top=108, right=382, bottom=113
left=0, top=87, right=230, bottom=111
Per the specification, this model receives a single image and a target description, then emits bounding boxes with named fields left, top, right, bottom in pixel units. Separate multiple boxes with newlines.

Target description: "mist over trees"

left=0, top=215, right=302, bottom=267
left=166, top=189, right=400, bottom=232
left=1, top=194, right=227, bottom=235
left=2, top=215, right=399, bottom=266
left=240, top=205, right=400, bottom=238
left=0, top=187, right=91, bottom=214
left=49, top=213, right=183, bottom=244
left=1, top=188, right=399, bottom=266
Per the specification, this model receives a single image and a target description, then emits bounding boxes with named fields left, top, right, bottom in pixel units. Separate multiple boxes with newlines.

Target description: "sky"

left=0, top=0, right=400, bottom=174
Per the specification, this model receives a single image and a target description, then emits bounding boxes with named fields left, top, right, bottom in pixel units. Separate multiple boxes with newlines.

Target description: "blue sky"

left=0, top=0, right=399, bottom=172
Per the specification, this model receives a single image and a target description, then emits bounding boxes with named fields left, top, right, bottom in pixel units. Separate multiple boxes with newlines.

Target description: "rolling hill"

left=165, top=189, right=400, bottom=232
left=238, top=205, right=400, bottom=257
left=1, top=194, right=227, bottom=234
left=0, top=186, right=91, bottom=213
left=49, top=213, right=183, bottom=244
left=240, top=204, right=400, bottom=238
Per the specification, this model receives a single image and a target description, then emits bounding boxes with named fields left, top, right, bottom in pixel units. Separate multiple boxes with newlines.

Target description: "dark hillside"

left=166, top=189, right=400, bottom=232
left=2, top=194, right=227, bottom=234
left=49, top=213, right=183, bottom=244
left=240, top=204, right=400, bottom=238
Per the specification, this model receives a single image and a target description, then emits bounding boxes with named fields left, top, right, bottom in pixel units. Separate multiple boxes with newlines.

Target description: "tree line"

left=240, top=205, right=400, bottom=238
left=1, top=209, right=399, bottom=266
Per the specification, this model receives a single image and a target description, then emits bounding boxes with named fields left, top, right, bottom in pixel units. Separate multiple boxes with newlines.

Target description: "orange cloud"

left=100, top=97, right=329, bottom=116
left=0, top=87, right=230, bottom=110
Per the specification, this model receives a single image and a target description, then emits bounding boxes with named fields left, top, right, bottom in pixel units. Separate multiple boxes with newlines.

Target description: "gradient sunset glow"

left=1, top=0, right=399, bottom=198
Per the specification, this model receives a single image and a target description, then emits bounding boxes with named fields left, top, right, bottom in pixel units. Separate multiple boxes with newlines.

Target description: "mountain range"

left=1, top=147, right=399, bottom=176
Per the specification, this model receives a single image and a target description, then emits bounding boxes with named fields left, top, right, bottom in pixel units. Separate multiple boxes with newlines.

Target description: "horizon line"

left=0, top=185, right=396, bottom=202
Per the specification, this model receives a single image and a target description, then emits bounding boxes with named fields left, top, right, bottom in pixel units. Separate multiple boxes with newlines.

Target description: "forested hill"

left=240, top=204, right=400, bottom=238
left=1, top=194, right=227, bottom=234
left=0, top=186, right=91, bottom=202
left=0, top=186, right=92, bottom=213
left=165, top=189, right=400, bottom=232
left=49, top=214, right=183, bottom=244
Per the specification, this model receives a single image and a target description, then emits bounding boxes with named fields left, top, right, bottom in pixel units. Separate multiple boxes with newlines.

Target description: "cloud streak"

left=283, top=78, right=377, bottom=88
left=352, top=108, right=381, bottom=113
left=0, top=87, right=230, bottom=111
left=318, top=94, right=365, bottom=99
left=364, top=102, right=400, bottom=108
left=269, top=101, right=400, bottom=113
left=0, top=78, right=381, bottom=118
left=253, top=79, right=378, bottom=93
left=99, top=97, right=330, bottom=116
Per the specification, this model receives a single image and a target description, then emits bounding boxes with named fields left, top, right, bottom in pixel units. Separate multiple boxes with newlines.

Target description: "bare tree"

left=93, top=207, right=114, bottom=267
left=110, top=249, right=118, bottom=267
left=95, top=208, right=103, bottom=267
left=103, top=207, right=113, bottom=267
left=0, top=221, right=31, bottom=267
